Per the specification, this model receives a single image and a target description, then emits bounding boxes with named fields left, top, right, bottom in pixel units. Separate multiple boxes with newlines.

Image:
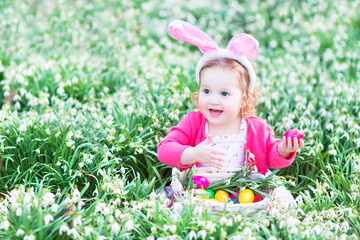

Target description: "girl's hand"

left=180, top=135, right=225, bottom=169
left=278, top=136, right=305, bottom=159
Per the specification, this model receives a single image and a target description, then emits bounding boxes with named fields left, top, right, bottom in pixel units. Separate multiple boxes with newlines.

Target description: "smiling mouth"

left=209, top=109, right=223, bottom=115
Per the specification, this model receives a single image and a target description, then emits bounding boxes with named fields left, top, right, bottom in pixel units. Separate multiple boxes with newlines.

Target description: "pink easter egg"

left=229, top=191, right=239, bottom=199
left=192, top=176, right=209, bottom=189
left=284, top=129, right=305, bottom=145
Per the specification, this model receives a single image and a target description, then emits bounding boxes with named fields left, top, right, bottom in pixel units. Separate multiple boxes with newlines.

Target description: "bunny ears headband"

left=168, top=20, right=259, bottom=93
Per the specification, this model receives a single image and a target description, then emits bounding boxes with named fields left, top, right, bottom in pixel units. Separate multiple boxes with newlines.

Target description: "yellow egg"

left=214, top=190, right=230, bottom=202
left=194, top=189, right=211, bottom=199
left=238, top=189, right=255, bottom=203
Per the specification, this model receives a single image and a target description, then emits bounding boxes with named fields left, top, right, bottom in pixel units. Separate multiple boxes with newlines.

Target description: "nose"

left=209, top=95, right=220, bottom=105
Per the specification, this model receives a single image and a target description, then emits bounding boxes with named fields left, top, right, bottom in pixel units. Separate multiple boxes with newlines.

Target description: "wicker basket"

left=170, top=166, right=290, bottom=214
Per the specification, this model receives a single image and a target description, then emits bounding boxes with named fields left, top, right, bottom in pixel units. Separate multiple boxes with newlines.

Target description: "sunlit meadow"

left=0, top=0, right=359, bottom=239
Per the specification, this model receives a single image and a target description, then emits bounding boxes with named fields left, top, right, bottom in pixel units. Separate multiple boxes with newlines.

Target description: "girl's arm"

left=180, top=135, right=225, bottom=169
left=265, top=125, right=298, bottom=168
left=157, top=112, right=225, bottom=169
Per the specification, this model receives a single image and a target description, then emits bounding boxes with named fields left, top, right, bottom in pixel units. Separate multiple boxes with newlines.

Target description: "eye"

left=221, top=92, right=229, bottom=96
left=203, top=89, right=210, bottom=94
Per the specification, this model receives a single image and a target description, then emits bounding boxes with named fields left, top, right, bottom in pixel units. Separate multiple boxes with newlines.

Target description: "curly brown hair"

left=191, top=58, right=258, bottom=117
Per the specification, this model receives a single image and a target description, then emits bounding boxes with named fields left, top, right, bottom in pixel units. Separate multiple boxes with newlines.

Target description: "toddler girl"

left=158, top=20, right=304, bottom=177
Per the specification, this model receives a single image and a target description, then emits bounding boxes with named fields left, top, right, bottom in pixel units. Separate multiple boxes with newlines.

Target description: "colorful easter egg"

left=205, top=189, right=215, bottom=199
left=253, top=194, right=264, bottom=202
left=214, top=190, right=230, bottom=202
left=229, top=191, right=239, bottom=199
left=238, top=189, right=255, bottom=204
left=284, top=129, right=305, bottom=145
left=192, top=176, right=209, bottom=189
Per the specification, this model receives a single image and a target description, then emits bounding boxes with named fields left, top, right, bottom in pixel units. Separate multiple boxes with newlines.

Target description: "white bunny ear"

left=227, top=34, right=259, bottom=60
left=168, top=20, right=219, bottom=54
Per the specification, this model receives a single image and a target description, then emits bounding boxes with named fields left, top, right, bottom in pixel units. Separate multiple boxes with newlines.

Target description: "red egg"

left=284, top=129, right=304, bottom=145
left=192, top=176, right=209, bottom=189
left=253, top=194, right=264, bottom=202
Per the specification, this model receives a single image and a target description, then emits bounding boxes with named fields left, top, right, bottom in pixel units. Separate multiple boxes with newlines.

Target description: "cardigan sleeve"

left=265, top=124, right=296, bottom=169
left=157, top=112, right=196, bottom=169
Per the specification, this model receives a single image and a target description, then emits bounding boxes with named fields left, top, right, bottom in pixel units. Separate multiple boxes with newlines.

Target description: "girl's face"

left=198, top=66, right=244, bottom=132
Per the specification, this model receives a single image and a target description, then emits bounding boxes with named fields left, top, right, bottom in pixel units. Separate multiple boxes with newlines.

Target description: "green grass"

left=0, top=0, right=359, bottom=239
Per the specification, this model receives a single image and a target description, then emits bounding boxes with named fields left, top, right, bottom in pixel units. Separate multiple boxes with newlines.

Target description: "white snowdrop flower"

left=316, top=143, right=324, bottom=152
left=77, top=201, right=84, bottom=210
left=94, top=202, right=105, bottom=214
left=286, top=216, right=300, bottom=228
left=92, top=189, right=99, bottom=197
left=0, top=219, right=10, bottom=230
left=124, top=219, right=135, bottom=231
left=57, top=87, right=65, bottom=96
left=340, top=221, right=350, bottom=233
left=111, top=222, right=121, bottom=235
left=328, top=148, right=337, bottom=156
left=71, top=76, right=79, bottom=84
left=20, top=88, right=27, bottom=96
left=16, top=207, right=22, bottom=216
left=14, top=102, right=21, bottom=110
left=55, top=73, right=62, bottom=82
left=312, top=224, right=322, bottom=235
left=193, top=205, right=204, bottom=216
left=64, top=197, right=72, bottom=204
left=262, top=218, right=270, bottom=227
left=197, top=230, right=207, bottom=240
left=224, top=179, right=231, bottom=185
left=45, top=128, right=51, bottom=135
left=188, top=230, right=197, bottom=240
left=119, top=135, right=125, bottom=143
left=243, top=227, right=252, bottom=236
left=219, top=216, right=228, bottom=226
left=68, top=228, right=80, bottom=238
left=18, top=123, right=27, bottom=132
left=35, top=149, right=40, bottom=154
left=295, top=195, right=303, bottom=206
left=151, top=225, right=157, bottom=234
left=59, top=224, right=69, bottom=235
left=326, top=123, right=334, bottom=131
left=220, top=228, right=227, bottom=239
left=50, top=203, right=59, bottom=213
left=44, top=214, right=54, bottom=225
left=206, top=221, right=216, bottom=234
left=107, top=135, right=115, bottom=142
left=23, top=234, right=35, bottom=240
left=84, top=226, right=94, bottom=237
left=72, top=216, right=82, bottom=227
left=339, top=234, right=348, bottom=240
left=23, top=193, right=32, bottom=205
left=234, top=214, right=242, bottom=222
left=16, top=229, right=25, bottom=236
left=72, top=188, right=81, bottom=201
left=66, top=139, right=75, bottom=148
left=169, top=225, right=177, bottom=234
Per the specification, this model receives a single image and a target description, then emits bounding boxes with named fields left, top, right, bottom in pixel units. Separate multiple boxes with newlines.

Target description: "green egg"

left=205, top=189, right=215, bottom=199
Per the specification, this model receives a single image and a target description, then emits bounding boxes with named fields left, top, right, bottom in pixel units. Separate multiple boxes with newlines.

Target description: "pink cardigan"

left=157, top=111, right=295, bottom=175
